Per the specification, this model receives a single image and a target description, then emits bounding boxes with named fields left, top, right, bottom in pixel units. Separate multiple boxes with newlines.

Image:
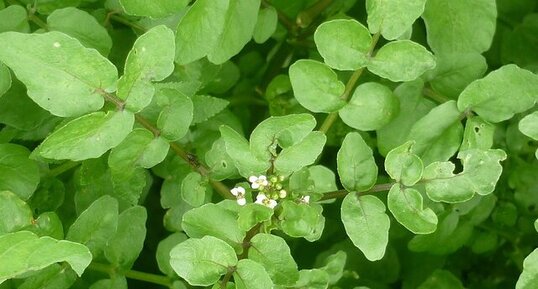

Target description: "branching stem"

left=88, top=262, right=173, bottom=288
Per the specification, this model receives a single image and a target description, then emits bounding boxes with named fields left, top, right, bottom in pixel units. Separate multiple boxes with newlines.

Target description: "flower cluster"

left=230, top=174, right=310, bottom=209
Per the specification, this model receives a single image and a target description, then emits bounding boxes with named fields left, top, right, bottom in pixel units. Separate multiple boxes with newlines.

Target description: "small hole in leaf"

left=474, top=126, right=480, bottom=133
left=221, top=161, right=227, bottom=168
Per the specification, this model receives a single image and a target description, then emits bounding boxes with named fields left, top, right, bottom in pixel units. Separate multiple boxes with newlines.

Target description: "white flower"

left=299, top=195, right=310, bottom=204
left=278, top=189, right=287, bottom=199
left=255, top=193, right=278, bottom=209
left=230, top=187, right=247, bottom=206
left=248, top=175, right=269, bottom=189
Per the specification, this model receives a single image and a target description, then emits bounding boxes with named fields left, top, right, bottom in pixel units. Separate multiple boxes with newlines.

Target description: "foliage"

left=0, top=0, right=537, bottom=288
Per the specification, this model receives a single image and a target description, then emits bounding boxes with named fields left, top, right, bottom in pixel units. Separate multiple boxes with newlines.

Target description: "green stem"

left=88, top=262, right=173, bottom=288
left=319, top=182, right=394, bottom=201
left=422, top=87, right=451, bottom=103
left=318, top=32, right=381, bottom=134
left=28, top=13, right=49, bottom=30
left=109, top=14, right=147, bottom=32
left=221, top=223, right=262, bottom=288
left=99, top=92, right=233, bottom=199
left=296, top=0, right=334, bottom=28
left=47, top=161, right=80, bottom=177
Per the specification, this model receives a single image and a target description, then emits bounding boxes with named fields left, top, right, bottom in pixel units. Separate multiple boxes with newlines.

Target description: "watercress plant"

left=0, top=0, right=537, bottom=288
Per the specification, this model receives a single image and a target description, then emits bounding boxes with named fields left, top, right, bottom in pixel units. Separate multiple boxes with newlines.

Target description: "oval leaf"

left=387, top=185, right=437, bottom=234
left=341, top=194, right=390, bottom=261
left=0, top=144, right=40, bottom=200
left=384, top=141, right=423, bottom=186
left=366, top=0, right=427, bottom=40
left=314, top=19, right=372, bottom=70
left=337, top=132, right=378, bottom=192
left=234, top=259, right=274, bottom=289
left=0, top=31, right=117, bottom=117
left=289, top=60, right=346, bottom=113
left=367, top=40, right=436, bottom=82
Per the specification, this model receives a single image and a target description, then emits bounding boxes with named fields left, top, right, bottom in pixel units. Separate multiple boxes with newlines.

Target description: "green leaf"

left=427, top=53, right=487, bottom=99
left=205, top=137, right=239, bottom=180
left=274, top=131, right=327, bottom=175
left=169, top=236, right=238, bottom=287
left=367, top=40, right=436, bottom=82
left=0, top=5, right=30, bottom=33
left=423, top=149, right=507, bottom=203
left=279, top=201, right=325, bottom=241
left=341, top=194, right=390, bottom=261
left=377, top=80, right=436, bottom=155
left=0, top=63, right=10, bottom=97
left=156, top=88, right=194, bottom=141
left=117, top=25, right=175, bottom=112
left=120, top=0, right=189, bottom=18
left=17, top=263, right=77, bottom=289
left=339, top=82, right=399, bottom=131
left=418, top=270, right=465, bottom=289
left=181, top=203, right=245, bottom=249
left=320, top=251, right=347, bottom=285
left=253, top=6, right=278, bottom=44
left=237, top=203, right=273, bottom=232
left=37, top=110, right=134, bottom=161
left=47, top=7, right=112, bottom=56
left=288, top=165, right=338, bottom=197
left=517, top=249, right=538, bottom=289
left=25, top=212, right=64, bottom=239
left=293, top=269, right=329, bottom=289
left=366, top=0, right=427, bottom=40
left=0, top=31, right=117, bottom=117
left=384, top=141, right=423, bottom=186
left=0, top=191, right=33, bottom=234
left=289, top=60, right=346, bottom=113
left=248, top=233, right=300, bottom=286
left=181, top=172, right=207, bottom=207
left=191, top=95, right=229, bottom=125
left=422, top=0, right=497, bottom=54
left=109, top=129, right=169, bottom=173
left=89, top=276, right=127, bottom=289
left=250, top=113, right=317, bottom=162
left=234, top=259, right=274, bottom=289
left=387, top=185, right=437, bottom=234
left=18, top=0, right=80, bottom=15
left=156, top=233, right=188, bottom=276
left=175, top=0, right=260, bottom=65
left=220, top=125, right=269, bottom=177
left=457, top=64, right=538, bottom=123
left=337, top=132, right=378, bottom=192
left=104, top=206, right=147, bottom=269
left=0, top=144, right=40, bottom=200
left=406, top=100, right=463, bottom=164
left=461, top=116, right=495, bottom=151
left=0, top=231, right=91, bottom=283
left=519, top=111, right=538, bottom=140
left=206, top=0, right=261, bottom=64
left=66, top=195, right=119, bottom=255
left=314, top=19, right=372, bottom=70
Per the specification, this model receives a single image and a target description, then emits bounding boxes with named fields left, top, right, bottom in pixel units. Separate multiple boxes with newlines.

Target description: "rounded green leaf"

left=156, top=88, right=194, bottom=141
left=192, top=95, right=229, bottom=125
left=314, top=19, right=372, bottom=70
left=423, top=0, right=497, bottom=54
left=460, top=116, right=495, bottom=151
left=0, top=5, right=30, bottom=33
left=341, top=194, right=390, bottom=261
left=517, top=249, right=538, bottom=289
left=205, top=137, right=239, bottom=181
left=0, top=144, right=40, bottom=200
left=274, top=131, right=327, bottom=175
left=120, top=0, right=189, bottom=18
left=118, top=25, right=176, bottom=112
left=0, top=31, right=117, bottom=117
left=384, top=141, right=423, bottom=186
left=66, top=195, right=119, bottom=256
left=253, top=6, right=278, bottom=44
left=47, top=7, right=112, bottom=56
left=519, top=111, right=538, bottom=140
left=26, top=211, right=64, bottom=240
left=104, top=206, right=147, bottom=269
left=250, top=113, right=317, bottom=162
left=0, top=191, right=33, bottom=234
left=367, top=40, right=436, bottom=82
left=237, top=204, right=274, bottom=232
left=366, top=0, right=427, bottom=40
left=337, top=132, right=378, bottom=192
left=181, top=172, right=207, bottom=207
left=220, top=125, right=269, bottom=177
left=423, top=149, right=507, bottom=203
left=458, top=65, right=538, bottom=123
left=0, top=231, right=92, bottom=283
left=387, top=185, right=437, bottom=234
left=279, top=201, right=325, bottom=241
left=418, top=270, right=465, bottom=289
left=339, top=82, right=399, bottom=131
left=156, top=233, right=188, bottom=276
left=169, top=236, right=238, bottom=287
left=37, top=110, right=135, bottom=161
left=181, top=203, right=245, bottom=249
left=289, top=60, right=346, bottom=113
left=234, top=259, right=274, bottom=289
left=248, top=233, right=299, bottom=286
left=0, top=63, right=11, bottom=97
